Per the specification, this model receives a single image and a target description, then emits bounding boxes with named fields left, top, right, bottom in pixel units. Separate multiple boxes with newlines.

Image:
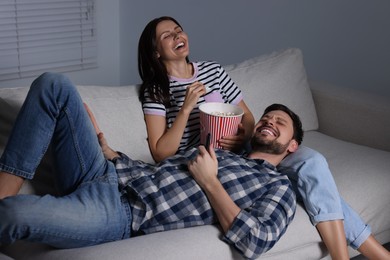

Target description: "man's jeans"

left=280, top=146, right=371, bottom=249
left=0, top=73, right=131, bottom=248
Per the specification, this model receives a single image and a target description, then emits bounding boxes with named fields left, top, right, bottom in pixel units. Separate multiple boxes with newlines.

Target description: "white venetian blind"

left=0, top=0, right=97, bottom=81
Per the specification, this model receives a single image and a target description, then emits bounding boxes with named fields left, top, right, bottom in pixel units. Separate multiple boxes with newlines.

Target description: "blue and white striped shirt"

left=142, top=61, right=243, bottom=151
left=114, top=148, right=296, bottom=259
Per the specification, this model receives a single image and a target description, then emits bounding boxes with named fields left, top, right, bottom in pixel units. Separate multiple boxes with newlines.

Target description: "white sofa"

left=0, top=48, right=389, bottom=259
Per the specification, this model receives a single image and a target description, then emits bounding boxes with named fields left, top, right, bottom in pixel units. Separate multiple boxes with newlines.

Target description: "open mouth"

left=258, top=127, right=277, bottom=137
left=174, top=42, right=185, bottom=50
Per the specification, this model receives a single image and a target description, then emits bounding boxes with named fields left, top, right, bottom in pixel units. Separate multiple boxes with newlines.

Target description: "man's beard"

left=250, top=135, right=290, bottom=155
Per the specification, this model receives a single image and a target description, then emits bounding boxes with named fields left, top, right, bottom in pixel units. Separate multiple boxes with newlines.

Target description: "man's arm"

left=223, top=182, right=296, bottom=258
left=188, top=147, right=296, bottom=259
left=84, top=103, right=119, bottom=161
left=187, top=145, right=241, bottom=233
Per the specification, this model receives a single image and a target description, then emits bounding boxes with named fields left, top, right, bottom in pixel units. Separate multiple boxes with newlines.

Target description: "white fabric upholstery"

left=225, top=48, right=318, bottom=131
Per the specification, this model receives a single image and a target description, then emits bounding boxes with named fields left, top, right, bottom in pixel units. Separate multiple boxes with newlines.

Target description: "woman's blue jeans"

left=279, top=146, right=371, bottom=249
left=0, top=73, right=131, bottom=248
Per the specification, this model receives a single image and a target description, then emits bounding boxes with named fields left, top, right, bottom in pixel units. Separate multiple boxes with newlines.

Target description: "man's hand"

left=84, top=103, right=101, bottom=134
left=188, top=144, right=241, bottom=234
left=188, top=145, right=218, bottom=190
left=97, top=132, right=119, bottom=161
left=84, top=103, right=119, bottom=161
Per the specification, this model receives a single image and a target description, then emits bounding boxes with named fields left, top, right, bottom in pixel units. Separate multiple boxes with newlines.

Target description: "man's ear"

left=287, top=140, right=299, bottom=154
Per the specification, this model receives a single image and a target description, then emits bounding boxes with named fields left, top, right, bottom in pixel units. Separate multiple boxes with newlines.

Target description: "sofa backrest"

left=0, top=84, right=154, bottom=164
left=0, top=48, right=318, bottom=165
left=225, top=48, right=318, bottom=131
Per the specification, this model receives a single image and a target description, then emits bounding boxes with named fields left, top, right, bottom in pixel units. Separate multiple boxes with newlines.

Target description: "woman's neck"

left=166, top=60, right=193, bottom=79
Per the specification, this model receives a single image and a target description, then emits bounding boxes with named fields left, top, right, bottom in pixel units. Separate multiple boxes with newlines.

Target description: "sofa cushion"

left=75, top=85, right=153, bottom=164
left=224, top=48, right=318, bottom=131
left=0, top=85, right=153, bottom=165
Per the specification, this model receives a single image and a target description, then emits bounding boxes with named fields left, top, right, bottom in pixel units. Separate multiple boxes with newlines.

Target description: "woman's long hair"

left=138, top=16, right=189, bottom=107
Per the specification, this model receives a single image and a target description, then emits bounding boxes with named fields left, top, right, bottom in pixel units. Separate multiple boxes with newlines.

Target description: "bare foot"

left=0, top=172, right=24, bottom=199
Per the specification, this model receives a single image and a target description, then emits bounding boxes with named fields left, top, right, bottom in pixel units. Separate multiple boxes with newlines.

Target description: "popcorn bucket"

left=199, top=102, right=244, bottom=149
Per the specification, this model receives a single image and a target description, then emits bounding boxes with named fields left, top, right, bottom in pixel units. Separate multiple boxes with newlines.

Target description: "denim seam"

left=0, top=164, right=34, bottom=179
left=312, top=212, right=344, bottom=226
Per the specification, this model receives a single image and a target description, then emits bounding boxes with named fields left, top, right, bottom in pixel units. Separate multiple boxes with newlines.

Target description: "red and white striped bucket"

left=199, top=103, right=244, bottom=149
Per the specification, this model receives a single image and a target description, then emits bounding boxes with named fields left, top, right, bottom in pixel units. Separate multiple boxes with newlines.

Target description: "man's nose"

left=265, top=117, right=276, bottom=125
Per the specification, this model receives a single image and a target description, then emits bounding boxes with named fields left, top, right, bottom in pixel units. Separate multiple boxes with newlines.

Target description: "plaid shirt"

left=114, top=148, right=296, bottom=259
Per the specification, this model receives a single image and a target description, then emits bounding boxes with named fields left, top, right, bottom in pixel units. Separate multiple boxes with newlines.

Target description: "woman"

left=138, top=16, right=255, bottom=163
left=137, top=16, right=389, bottom=259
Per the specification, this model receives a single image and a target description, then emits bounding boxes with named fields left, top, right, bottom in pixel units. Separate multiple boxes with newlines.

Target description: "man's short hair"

left=262, top=104, right=304, bottom=145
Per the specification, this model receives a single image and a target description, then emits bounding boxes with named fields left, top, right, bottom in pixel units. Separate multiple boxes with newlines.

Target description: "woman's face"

left=155, top=20, right=189, bottom=62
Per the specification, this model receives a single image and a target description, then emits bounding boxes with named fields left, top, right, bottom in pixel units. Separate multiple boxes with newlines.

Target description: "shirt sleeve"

left=223, top=178, right=296, bottom=259
left=141, top=88, right=166, bottom=117
left=218, top=65, right=243, bottom=105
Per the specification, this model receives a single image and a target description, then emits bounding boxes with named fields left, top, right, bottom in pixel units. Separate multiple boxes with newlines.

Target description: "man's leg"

left=0, top=166, right=131, bottom=248
left=0, top=72, right=132, bottom=245
left=0, top=173, right=24, bottom=199
left=0, top=72, right=106, bottom=196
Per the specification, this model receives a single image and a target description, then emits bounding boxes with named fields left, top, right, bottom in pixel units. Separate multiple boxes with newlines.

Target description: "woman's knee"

left=281, top=146, right=328, bottom=169
left=302, top=148, right=328, bottom=168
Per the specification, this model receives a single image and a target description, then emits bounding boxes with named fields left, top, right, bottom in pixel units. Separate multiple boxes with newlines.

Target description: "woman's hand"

left=144, top=81, right=206, bottom=163
left=182, top=81, right=206, bottom=114
left=219, top=100, right=255, bottom=152
left=218, top=123, right=246, bottom=152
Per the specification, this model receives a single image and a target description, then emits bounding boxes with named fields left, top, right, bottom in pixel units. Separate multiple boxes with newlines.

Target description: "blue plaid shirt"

left=114, top=148, right=296, bottom=259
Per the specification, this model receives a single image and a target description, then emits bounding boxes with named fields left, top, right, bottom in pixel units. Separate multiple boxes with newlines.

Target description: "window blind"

left=0, top=0, right=97, bottom=81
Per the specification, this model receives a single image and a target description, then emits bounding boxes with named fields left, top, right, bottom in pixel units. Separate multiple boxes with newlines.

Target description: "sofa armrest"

left=309, top=80, right=390, bottom=152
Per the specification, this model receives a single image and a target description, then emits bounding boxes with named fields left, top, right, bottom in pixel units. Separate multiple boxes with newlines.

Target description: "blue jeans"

left=0, top=73, right=132, bottom=248
left=279, top=146, right=371, bottom=249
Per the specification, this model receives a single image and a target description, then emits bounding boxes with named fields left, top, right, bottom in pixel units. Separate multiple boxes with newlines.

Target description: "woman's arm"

left=144, top=110, right=190, bottom=162
left=145, top=82, right=206, bottom=162
left=238, top=99, right=255, bottom=141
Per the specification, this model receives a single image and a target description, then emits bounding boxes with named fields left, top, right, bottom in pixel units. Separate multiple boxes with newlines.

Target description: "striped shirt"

left=142, top=61, right=243, bottom=150
left=115, top=148, right=296, bottom=259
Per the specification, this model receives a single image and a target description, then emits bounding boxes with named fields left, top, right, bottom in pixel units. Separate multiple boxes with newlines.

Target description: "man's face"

left=251, top=110, right=296, bottom=155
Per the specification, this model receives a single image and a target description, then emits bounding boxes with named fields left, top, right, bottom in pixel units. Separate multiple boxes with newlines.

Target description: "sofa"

left=0, top=48, right=389, bottom=259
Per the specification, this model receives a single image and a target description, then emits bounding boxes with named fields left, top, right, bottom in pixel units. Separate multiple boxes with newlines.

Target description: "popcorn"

left=210, top=111, right=236, bottom=116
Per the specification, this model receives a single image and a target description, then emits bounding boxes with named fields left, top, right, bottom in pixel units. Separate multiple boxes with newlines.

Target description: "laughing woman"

left=137, top=16, right=255, bottom=163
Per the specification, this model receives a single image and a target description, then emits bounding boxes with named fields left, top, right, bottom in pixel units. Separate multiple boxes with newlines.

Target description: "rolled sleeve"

left=223, top=181, right=296, bottom=259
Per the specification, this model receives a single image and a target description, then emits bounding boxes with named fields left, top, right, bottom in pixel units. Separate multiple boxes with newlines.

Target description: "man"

left=0, top=73, right=302, bottom=259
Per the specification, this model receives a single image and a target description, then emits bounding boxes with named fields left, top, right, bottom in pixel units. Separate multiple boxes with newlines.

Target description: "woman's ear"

left=155, top=51, right=160, bottom=59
